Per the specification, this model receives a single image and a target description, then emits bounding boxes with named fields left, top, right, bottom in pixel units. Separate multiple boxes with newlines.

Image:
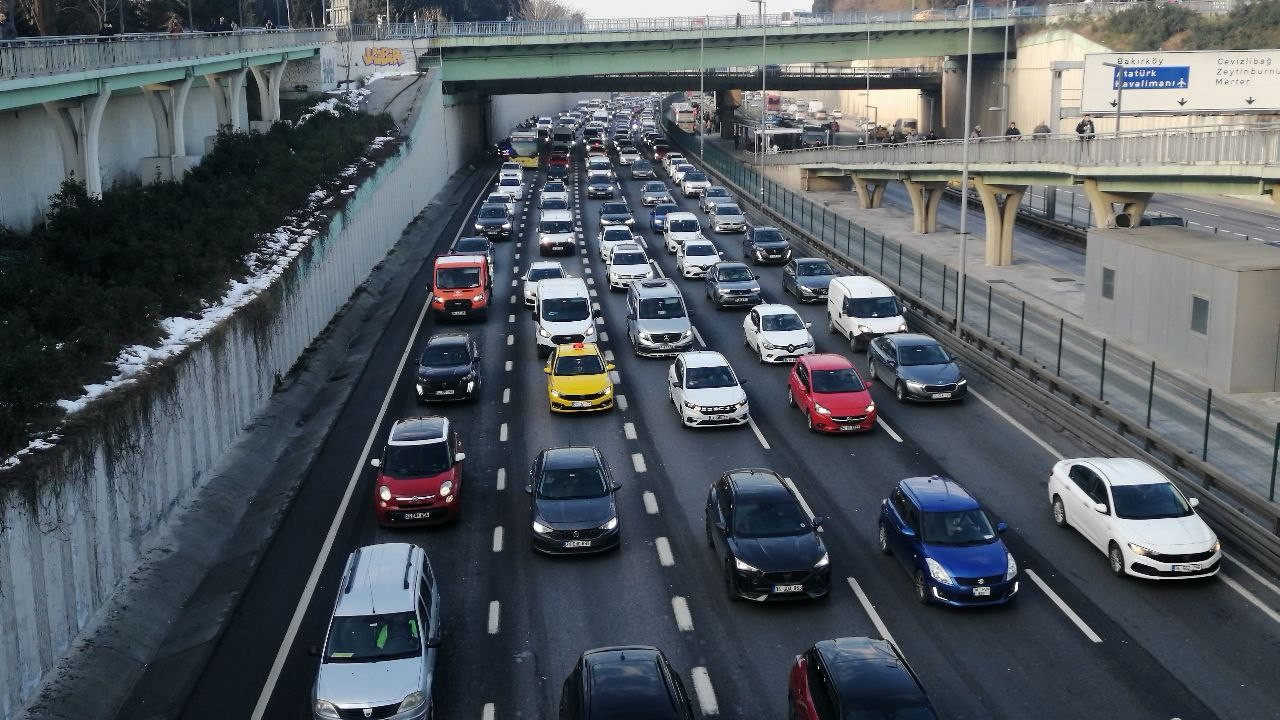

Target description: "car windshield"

left=1110, top=482, right=1192, bottom=520
left=589, top=161, right=610, bottom=171
left=542, top=298, right=590, bottom=322
left=753, top=229, right=784, bottom=243
left=639, top=297, right=686, bottom=319
left=645, top=182, right=667, bottom=192
left=654, top=205, right=676, bottom=216
left=669, top=219, right=699, bottom=233
left=684, top=172, right=707, bottom=182
left=612, top=251, right=646, bottom=265
left=676, top=165, right=694, bottom=173
left=799, top=261, right=835, bottom=277
left=325, top=612, right=421, bottom=663
left=921, top=509, right=996, bottom=545
left=812, top=368, right=864, bottom=393
left=541, top=198, right=568, bottom=210
left=603, top=229, right=632, bottom=242
left=846, top=296, right=901, bottom=318
left=486, top=195, right=508, bottom=205
left=478, top=206, right=507, bottom=219
left=383, top=442, right=451, bottom=476
left=717, top=267, right=754, bottom=282
left=421, top=343, right=470, bottom=367
left=633, top=161, right=652, bottom=170
left=707, top=188, right=728, bottom=198
left=539, top=465, right=609, bottom=500
left=553, top=353, right=605, bottom=376
left=685, top=365, right=738, bottom=389
left=686, top=244, right=717, bottom=257
left=601, top=203, right=630, bottom=215
left=898, top=343, right=951, bottom=366
left=718, top=205, right=743, bottom=216
left=528, top=266, right=564, bottom=282
left=540, top=220, right=574, bottom=233
left=454, top=239, right=488, bottom=253
left=589, top=174, right=611, bottom=184
left=436, top=266, right=481, bottom=290
left=761, top=313, right=805, bottom=331
left=499, top=178, right=520, bottom=187
left=733, top=497, right=812, bottom=538
left=544, top=182, right=565, bottom=192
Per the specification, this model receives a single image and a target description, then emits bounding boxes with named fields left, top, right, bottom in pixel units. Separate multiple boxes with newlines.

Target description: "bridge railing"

left=771, top=123, right=1280, bottom=169
left=0, top=29, right=334, bottom=80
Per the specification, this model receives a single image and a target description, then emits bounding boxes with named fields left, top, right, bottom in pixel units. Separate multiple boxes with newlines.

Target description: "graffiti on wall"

left=363, top=47, right=407, bottom=67
left=321, top=57, right=336, bottom=85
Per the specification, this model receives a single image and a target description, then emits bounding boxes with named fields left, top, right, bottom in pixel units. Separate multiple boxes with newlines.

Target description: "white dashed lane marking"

left=506, top=334, right=513, bottom=346
left=847, top=576, right=899, bottom=648
left=1025, top=569, right=1103, bottom=643
left=671, top=596, right=694, bottom=632
left=655, top=537, right=675, bottom=567
left=496, top=468, right=506, bottom=491
left=507, top=314, right=515, bottom=323
left=623, top=422, right=637, bottom=440
left=502, top=388, right=511, bottom=404
left=487, top=601, right=501, bottom=634
left=482, top=703, right=495, bottom=720
left=492, top=526, right=503, bottom=553
left=617, top=395, right=629, bottom=411
left=643, top=491, right=659, bottom=515
left=747, top=417, right=771, bottom=449
left=599, top=331, right=609, bottom=342
left=505, top=360, right=513, bottom=372
left=499, top=423, right=509, bottom=442
left=690, top=667, right=720, bottom=716
left=631, top=452, right=647, bottom=473
left=876, top=417, right=903, bottom=442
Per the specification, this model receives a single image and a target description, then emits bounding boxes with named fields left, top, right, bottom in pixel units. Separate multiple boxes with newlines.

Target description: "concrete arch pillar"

left=1081, top=178, right=1151, bottom=229
left=852, top=174, right=887, bottom=209
left=41, top=87, right=112, bottom=197
left=203, top=68, right=248, bottom=134
left=971, top=175, right=1026, bottom=267
left=902, top=179, right=947, bottom=234
left=141, top=76, right=196, bottom=183
left=248, top=58, right=289, bottom=130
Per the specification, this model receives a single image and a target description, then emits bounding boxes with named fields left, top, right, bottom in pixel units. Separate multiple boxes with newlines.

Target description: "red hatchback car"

left=548, top=151, right=571, bottom=168
left=787, top=354, right=876, bottom=433
left=370, top=416, right=465, bottom=526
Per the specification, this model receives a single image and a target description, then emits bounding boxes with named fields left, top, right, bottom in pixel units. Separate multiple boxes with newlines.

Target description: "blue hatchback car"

left=649, top=202, right=680, bottom=233
left=878, top=476, right=1018, bottom=607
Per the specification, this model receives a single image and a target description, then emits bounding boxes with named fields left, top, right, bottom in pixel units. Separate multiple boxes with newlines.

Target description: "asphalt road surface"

left=177, top=141, right=1280, bottom=720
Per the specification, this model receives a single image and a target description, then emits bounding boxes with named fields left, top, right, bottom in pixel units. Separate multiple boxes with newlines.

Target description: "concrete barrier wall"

left=0, top=72, right=482, bottom=717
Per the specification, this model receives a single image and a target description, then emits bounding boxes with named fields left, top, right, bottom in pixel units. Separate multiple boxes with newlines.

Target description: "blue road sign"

left=1112, top=66, right=1191, bottom=90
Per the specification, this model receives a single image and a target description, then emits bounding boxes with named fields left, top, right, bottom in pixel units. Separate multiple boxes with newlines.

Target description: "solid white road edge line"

left=1024, top=568, right=1103, bottom=643
left=655, top=537, right=675, bottom=567
left=781, top=476, right=822, bottom=532
left=690, top=667, right=720, bottom=716
left=643, top=491, right=659, bottom=515
left=875, top=417, right=903, bottom=442
left=1224, top=551, right=1280, bottom=599
left=846, top=576, right=899, bottom=649
left=969, top=389, right=1064, bottom=460
left=671, top=596, right=694, bottom=632
left=747, top=416, right=771, bottom=449
left=1219, top=573, right=1280, bottom=625
left=487, top=601, right=500, bottom=634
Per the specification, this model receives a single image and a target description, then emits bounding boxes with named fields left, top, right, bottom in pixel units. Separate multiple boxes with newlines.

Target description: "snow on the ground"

left=365, top=71, right=420, bottom=82
left=295, top=87, right=370, bottom=126
left=2, top=119, right=397, bottom=471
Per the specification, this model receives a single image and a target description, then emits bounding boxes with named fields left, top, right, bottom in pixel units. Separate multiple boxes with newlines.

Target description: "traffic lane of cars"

left=606, top=166, right=1228, bottom=718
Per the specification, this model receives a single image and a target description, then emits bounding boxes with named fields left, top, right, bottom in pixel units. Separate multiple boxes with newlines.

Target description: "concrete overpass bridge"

left=763, top=125, right=1280, bottom=265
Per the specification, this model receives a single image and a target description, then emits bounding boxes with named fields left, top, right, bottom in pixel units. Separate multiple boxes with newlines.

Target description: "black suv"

left=559, top=646, right=696, bottom=720
left=415, top=333, right=482, bottom=403
left=742, top=225, right=793, bottom=265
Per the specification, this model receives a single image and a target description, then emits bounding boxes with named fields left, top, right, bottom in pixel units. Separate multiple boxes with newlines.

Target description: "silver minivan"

left=626, top=279, right=694, bottom=357
left=312, top=543, right=440, bottom=720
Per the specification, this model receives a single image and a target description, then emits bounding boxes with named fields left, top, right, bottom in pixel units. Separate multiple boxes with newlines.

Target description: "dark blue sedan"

left=649, top=202, right=680, bottom=233
left=878, top=476, right=1018, bottom=607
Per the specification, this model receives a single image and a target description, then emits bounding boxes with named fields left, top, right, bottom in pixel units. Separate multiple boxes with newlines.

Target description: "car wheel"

left=1052, top=496, right=1068, bottom=528
left=705, top=524, right=715, bottom=549
left=828, top=315, right=837, bottom=334
left=725, top=562, right=742, bottom=602
left=786, top=388, right=796, bottom=407
left=913, top=570, right=930, bottom=605
left=878, top=523, right=891, bottom=555
left=868, top=360, right=878, bottom=381
left=895, top=382, right=907, bottom=403
left=1109, top=542, right=1127, bottom=577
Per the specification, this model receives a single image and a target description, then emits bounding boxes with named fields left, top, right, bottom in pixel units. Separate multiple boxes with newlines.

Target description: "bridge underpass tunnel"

left=716, top=88, right=741, bottom=140
left=1081, top=178, right=1152, bottom=229
left=972, top=176, right=1027, bottom=266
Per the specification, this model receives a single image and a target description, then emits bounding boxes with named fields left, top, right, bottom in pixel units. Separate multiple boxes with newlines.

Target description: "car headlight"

left=625, top=218, right=635, bottom=225
left=472, top=293, right=486, bottom=302
left=378, top=485, right=392, bottom=501
left=600, top=517, right=619, bottom=531
left=926, top=557, right=955, bottom=586
left=584, top=324, right=595, bottom=336
left=602, top=384, right=614, bottom=395
left=866, top=403, right=876, bottom=412
left=1211, top=538, right=1221, bottom=554
left=814, top=552, right=830, bottom=569
left=733, top=398, right=748, bottom=409
left=398, top=692, right=425, bottom=712
left=532, top=520, right=552, bottom=534
left=550, top=388, right=562, bottom=398
left=538, top=327, right=551, bottom=338
left=638, top=331, right=652, bottom=340
left=473, top=223, right=484, bottom=230
left=439, top=480, right=453, bottom=497
left=906, top=380, right=926, bottom=389
left=813, top=403, right=831, bottom=415
left=857, top=324, right=872, bottom=334
left=683, top=400, right=698, bottom=409
left=679, top=329, right=692, bottom=338
left=957, top=378, right=968, bottom=386
left=502, top=222, right=511, bottom=229
left=734, top=557, right=761, bottom=573
left=314, top=700, right=341, bottom=719
left=898, top=323, right=909, bottom=333
left=1127, top=542, right=1153, bottom=557
left=799, top=285, right=815, bottom=295
left=1004, top=553, right=1018, bottom=581
left=761, top=338, right=779, bottom=349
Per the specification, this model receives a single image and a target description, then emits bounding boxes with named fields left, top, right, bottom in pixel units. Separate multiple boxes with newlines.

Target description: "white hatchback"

left=677, top=239, right=722, bottom=278
left=1047, top=457, right=1220, bottom=580
left=668, top=351, right=750, bottom=428
left=742, top=304, right=814, bottom=363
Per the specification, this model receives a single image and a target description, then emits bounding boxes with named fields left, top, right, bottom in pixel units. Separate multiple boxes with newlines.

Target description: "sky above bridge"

left=562, top=0, right=781, bottom=19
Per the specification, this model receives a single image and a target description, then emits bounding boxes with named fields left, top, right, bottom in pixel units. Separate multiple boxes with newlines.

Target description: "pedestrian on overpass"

left=736, top=12, right=742, bottom=27
left=97, top=18, right=119, bottom=40
left=1033, top=121, right=1050, bottom=138
left=1004, top=122, right=1021, bottom=139
left=1075, top=115, right=1095, bottom=141
left=969, top=125, right=982, bottom=140
left=733, top=131, right=740, bottom=150
left=0, top=10, right=17, bottom=40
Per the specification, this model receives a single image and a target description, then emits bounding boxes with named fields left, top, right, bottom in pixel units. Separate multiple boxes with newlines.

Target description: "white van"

left=826, top=275, right=907, bottom=351
left=537, top=209, right=575, bottom=255
left=534, top=277, right=596, bottom=357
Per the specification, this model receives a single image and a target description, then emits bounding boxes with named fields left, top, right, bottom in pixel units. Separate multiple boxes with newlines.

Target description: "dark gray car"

left=867, top=333, right=968, bottom=403
left=782, top=257, right=838, bottom=303
left=527, top=446, right=621, bottom=554
left=741, top=226, right=792, bottom=265
left=598, top=201, right=635, bottom=227
left=473, top=203, right=513, bottom=239
left=586, top=172, right=615, bottom=199
left=704, top=261, right=762, bottom=309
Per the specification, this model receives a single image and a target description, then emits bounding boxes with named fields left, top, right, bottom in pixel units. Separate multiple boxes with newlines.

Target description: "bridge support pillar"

left=852, top=175, right=887, bottom=209
left=716, top=89, right=742, bottom=140
left=204, top=69, right=248, bottom=136
left=1081, top=178, right=1151, bottom=228
left=41, top=86, right=112, bottom=197
left=140, top=76, right=196, bottom=183
left=902, top=179, right=947, bottom=234
left=972, top=176, right=1026, bottom=266
left=248, top=59, right=289, bottom=131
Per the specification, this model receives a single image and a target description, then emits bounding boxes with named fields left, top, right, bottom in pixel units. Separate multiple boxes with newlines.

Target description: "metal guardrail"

left=665, top=123, right=1280, bottom=573
left=771, top=123, right=1280, bottom=170
left=0, top=29, right=334, bottom=80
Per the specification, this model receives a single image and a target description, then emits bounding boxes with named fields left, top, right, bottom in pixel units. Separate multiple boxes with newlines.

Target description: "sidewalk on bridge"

left=702, top=134, right=1280, bottom=434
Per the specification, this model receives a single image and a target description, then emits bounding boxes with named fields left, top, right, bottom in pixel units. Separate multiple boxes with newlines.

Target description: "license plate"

left=773, top=584, right=804, bottom=593
left=564, top=540, right=592, bottom=548
left=1172, top=563, right=1202, bottom=572
left=931, top=392, right=952, bottom=399
left=451, top=310, right=466, bottom=316
left=436, top=389, right=456, bottom=396
left=571, top=401, right=591, bottom=408
left=839, top=425, right=856, bottom=431
left=708, top=414, right=729, bottom=421
left=972, top=586, right=992, bottom=597
left=402, top=511, right=435, bottom=520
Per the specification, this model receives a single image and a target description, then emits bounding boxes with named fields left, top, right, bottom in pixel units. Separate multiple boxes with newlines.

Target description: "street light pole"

left=1001, top=0, right=1011, bottom=131
left=955, top=0, right=976, bottom=329
left=700, top=19, right=705, bottom=159
left=1103, top=60, right=1123, bottom=137
left=748, top=0, right=767, bottom=202
left=865, top=26, right=871, bottom=137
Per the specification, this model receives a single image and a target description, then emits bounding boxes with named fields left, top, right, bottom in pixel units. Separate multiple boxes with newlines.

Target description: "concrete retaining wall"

left=1, top=71, right=482, bottom=717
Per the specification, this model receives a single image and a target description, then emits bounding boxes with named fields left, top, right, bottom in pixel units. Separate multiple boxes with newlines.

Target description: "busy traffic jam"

left=200, top=96, right=1279, bottom=720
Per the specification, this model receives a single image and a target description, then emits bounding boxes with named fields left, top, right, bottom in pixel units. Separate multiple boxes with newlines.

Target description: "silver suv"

left=626, top=279, right=694, bottom=357
left=312, top=543, right=440, bottom=720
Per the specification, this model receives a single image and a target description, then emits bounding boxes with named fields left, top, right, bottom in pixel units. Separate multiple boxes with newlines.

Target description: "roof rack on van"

left=344, top=548, right=362, bottom=594
left=402, top=545, right=415, bottom=590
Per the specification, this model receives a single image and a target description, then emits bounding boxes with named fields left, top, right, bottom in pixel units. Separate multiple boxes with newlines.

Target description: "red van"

left=429, top=253, right=490, bottom=320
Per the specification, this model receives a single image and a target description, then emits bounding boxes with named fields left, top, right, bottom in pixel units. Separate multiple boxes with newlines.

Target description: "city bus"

left=507, top=130, right=541, bottom=169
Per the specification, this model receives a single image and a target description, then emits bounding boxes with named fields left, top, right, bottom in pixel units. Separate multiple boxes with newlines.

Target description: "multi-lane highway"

left=178, top=118, right=1280, bottom=720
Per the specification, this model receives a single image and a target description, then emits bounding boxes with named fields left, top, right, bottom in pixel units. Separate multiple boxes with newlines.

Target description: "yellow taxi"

left=545, top=342, right=615, bottom=413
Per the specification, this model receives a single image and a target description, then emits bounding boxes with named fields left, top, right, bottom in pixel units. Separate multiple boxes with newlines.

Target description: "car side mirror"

left=1188, top=497, right=1199, bottom=508
left=805, top=322, right=812, bottom=329
left=543, top=366, right=551, bottom=374
left=714, top=521, right=727, bottom=533
left=1093, top=502, right=1109, bottom=514
left=753, top=274, right=760, bottom=280
left=811, top=516, right=826, bottom=528
left=426, top=635, right=442, bottom=649
left=996, top=521, right=1008, bottom=533
left=606, top=363, right=616, bottom=371
left=424, top=283, right=432, bottom=292
left=525, top=484, right=533, bottom=494
left=455, top=452, right=466, bottom=462
left=900, top=525, right=916, bottom=538
left=611, top=480, right=623, bottom=492
left=369, top=458, right=382, bottom=468
left=532, top=311, right=540, bottom=321
left=626, top=312, right=635, bottom=320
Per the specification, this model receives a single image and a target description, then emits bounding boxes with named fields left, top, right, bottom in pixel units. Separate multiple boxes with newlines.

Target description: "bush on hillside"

left=1072, top=0, right=1280, bottom=50
left=0, top=107, right=391, bottom=459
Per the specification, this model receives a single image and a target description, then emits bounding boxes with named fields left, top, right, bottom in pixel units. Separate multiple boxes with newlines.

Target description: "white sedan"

left=1047, top=457, right=1221, bottom=580
left=540, top=180, right=569, bottom=205
left=668, top=351, right=750, bottom=427
left=677, top=239, right=722, bottom=278
left=605, top=245, right=654, bottom=291
left=742, top=304, right=814, bottom=363
left=496, top=176, right=524, bottom=201
left=598, top=226, right=641, bottom=261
